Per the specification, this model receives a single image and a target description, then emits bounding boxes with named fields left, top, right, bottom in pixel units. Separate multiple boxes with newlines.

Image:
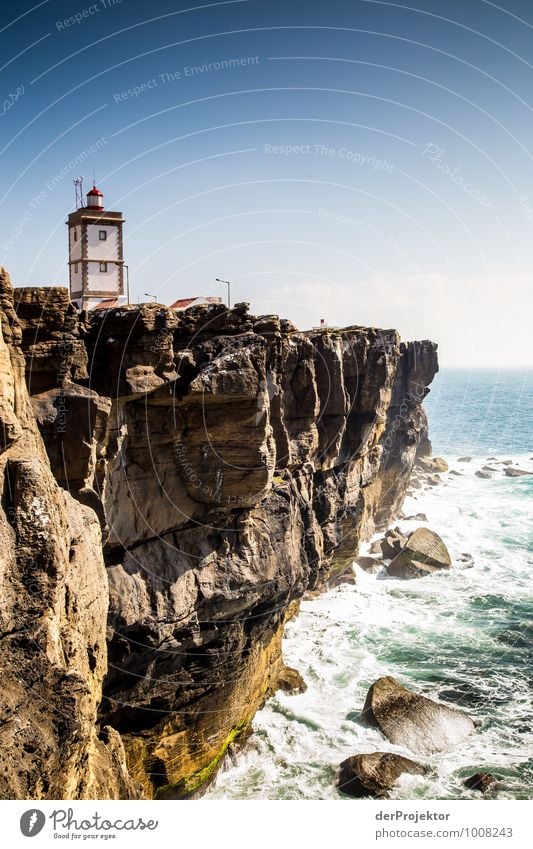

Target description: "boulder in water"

left=362, top=676, right=476, bottom=756
left=356, top=555, right=382, bottom=573
left=475, top=470, right=493, bottom=479
left=277, top=665, right=307, bottom=695
left=504, top=467, right=533, bottom=477
left=387, top=527, right=451, bottom=579
left=338, top=752, right=428, bottom=798
left=416, top=456, right=449, bottom=473
left=463, top=772, right=497, bottom=793
left=380, top=528, right=408, bottom=560
left=458, top=456, right=472, bottom=462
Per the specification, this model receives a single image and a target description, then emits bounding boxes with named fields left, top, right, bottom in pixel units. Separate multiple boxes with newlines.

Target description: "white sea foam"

left=207, top=454, right=533, bottom=799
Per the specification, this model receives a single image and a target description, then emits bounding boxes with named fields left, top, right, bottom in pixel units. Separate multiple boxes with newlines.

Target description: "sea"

left=207, top=369, right=533, bottom=800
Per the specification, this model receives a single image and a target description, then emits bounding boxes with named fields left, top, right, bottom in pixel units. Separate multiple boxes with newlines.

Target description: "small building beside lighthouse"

left=67, top=184, right=125, bottom=310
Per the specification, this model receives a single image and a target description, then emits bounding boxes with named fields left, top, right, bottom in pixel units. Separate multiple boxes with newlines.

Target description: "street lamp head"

left=215, top=278, right=231, bottom=308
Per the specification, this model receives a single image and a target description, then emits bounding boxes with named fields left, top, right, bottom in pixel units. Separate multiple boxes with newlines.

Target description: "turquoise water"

left=207, top=370, right=533, bottom=800
left=425, top=368, right=532, bottom=457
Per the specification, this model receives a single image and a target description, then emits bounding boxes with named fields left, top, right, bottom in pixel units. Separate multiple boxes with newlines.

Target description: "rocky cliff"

left=1, top=273, right=438, bottom=799
left=0, top=270, right=139, bottom=800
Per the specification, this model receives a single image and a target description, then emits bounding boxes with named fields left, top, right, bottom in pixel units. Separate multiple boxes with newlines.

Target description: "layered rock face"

left=7, top=282, right=438, bottom=799
left=0, top=271, right=139, bottom=800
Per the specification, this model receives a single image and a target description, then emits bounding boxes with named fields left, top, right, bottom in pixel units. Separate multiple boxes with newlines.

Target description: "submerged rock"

left=463, top=772, right=497, bottom=793
left=458, top=552, right=474, bottom=568
left=338, top=752, right=427, bottom=798
left=475, top=470, right=493, bottom=479
left=362, top=676, right=476, bottom=756
left=387, top=527, right=451, bottom=579
left=403, top=513, right=429, bottom=522
left=458, top=456, right=472, bottom=462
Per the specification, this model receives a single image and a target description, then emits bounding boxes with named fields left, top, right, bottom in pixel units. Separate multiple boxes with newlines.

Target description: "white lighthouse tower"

left=67, top=182, right=125, bottom=310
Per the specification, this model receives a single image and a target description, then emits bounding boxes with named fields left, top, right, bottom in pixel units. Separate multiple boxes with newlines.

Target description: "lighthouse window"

left=99, top=262, right=108, bottom=273
left=99, top=230, right=107, bottom=241
left=73, top=228, right=78, bottom=241
left=74, top=263, right=79, bottom=273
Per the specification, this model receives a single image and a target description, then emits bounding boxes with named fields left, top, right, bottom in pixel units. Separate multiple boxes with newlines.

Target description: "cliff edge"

left=1, top=276, right=438, bottom=799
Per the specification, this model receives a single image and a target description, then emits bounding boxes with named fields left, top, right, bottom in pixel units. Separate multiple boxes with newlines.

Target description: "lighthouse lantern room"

left=67, top=181, right=125, bottom=310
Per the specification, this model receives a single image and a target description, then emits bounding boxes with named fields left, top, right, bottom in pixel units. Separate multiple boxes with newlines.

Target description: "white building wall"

left=68, top=214, right=124, bottom=307
left=86, top=223, right=120, bottom=260
left=71, top=261, right=83, bottom=292
left=69, top=225, right=82, bottom=261
left=87, top=262, right=121, bottom=293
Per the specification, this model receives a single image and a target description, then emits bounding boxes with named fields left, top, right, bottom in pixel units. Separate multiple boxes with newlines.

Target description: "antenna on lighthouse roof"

left=73, top=177, right=84, bottom=210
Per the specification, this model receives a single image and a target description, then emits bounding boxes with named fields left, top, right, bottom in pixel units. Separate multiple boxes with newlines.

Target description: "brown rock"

left=463, top=772, right=497, bottom=793
left=356, top=555, right=382, bottom=573
left=380, top=528, right=408, bottom=559
left=338, top=752, right=428, bottom=798
left=504, top=467, right=533, bottom=477
left=363, top=676, right=476, bottom=756
left=4, top=273, right=439, bottom=800
left=277, top=665, right=307, bottom=694
left=387, top=527, right=451, bottom=579
left=13, top=286, right=88, bottom=394
left=0, top=269, right=140, bottom=800
left=416, top=456, right=448, bottom=473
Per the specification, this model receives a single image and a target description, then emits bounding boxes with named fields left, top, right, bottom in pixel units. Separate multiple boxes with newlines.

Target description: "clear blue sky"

left=1, top=0, right=533, bottom=366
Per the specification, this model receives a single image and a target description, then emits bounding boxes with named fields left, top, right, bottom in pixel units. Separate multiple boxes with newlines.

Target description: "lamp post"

left=144, top=292, right=158, bottom=302
left=215, top=278, right=231, bottom=308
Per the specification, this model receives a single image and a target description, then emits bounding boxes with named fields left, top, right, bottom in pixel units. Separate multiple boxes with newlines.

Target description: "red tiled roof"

left=91, top=298, right=120, bottom=310
left=170, top=296, right=222, bottom=310
left=170, top=297, right=198, bottom=309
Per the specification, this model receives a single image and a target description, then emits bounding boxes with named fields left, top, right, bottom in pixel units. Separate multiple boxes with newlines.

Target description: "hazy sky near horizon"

left=1, top=0, right=533, bottom=367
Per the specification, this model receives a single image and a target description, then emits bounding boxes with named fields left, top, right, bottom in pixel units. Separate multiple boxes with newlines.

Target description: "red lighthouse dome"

left=86, top=185, right=104, bottom=210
